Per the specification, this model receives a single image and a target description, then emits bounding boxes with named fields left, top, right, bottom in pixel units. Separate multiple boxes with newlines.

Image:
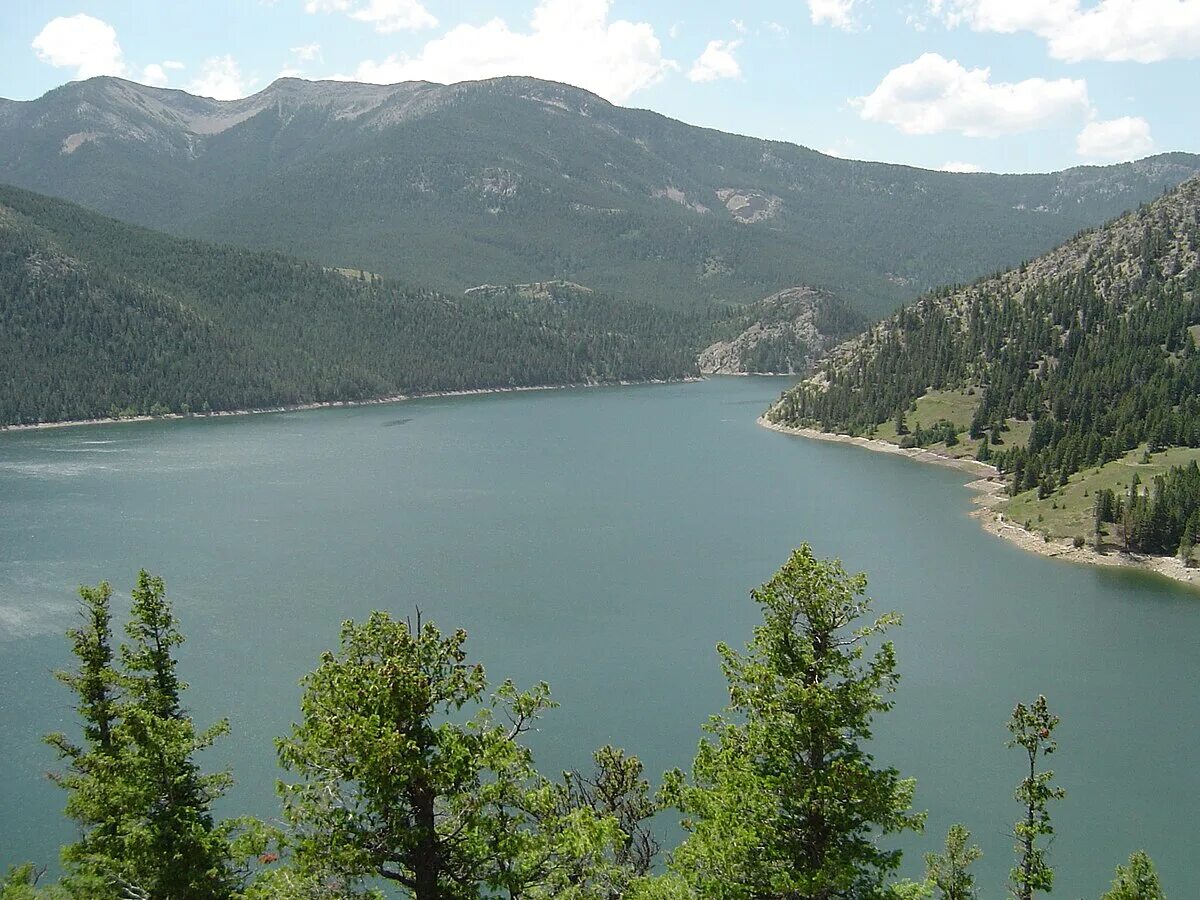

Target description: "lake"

left=2, top=377, right=1197, bottom=896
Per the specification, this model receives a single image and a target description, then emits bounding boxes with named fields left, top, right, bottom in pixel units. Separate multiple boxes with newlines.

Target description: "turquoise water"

left=1, top=377, right=1197, bottom=895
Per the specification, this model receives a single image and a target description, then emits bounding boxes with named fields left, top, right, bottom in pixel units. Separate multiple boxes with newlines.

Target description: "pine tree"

left=924, top=824, right=981, bottom=900
left=1007, top=696, right=1065, bottom=900
left=117, top=571, right=237, bottom=900
left=1099, top=851, right=1165, bottom=900
left=665, top=545, right=924, bottom=899
left=44, top=583, right=125, bottom=895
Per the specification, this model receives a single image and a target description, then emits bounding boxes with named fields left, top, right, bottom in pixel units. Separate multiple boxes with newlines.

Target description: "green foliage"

left=1091, top=461, right=1200, bottom=554
left=44, top=573, right=241, bottom=899
left=1007, top=696, right=1065, bottom=900
left=1100, top=851, right=1166, bottom=900
left=923, top=824, right=981, bottom=900
left=14, top=557, right=1169, bottom=898
left=276, top=611, right=576, bottom=898
left=0, top=866, right=67, bottom=900
left=664, top=545, right=923, bottom=899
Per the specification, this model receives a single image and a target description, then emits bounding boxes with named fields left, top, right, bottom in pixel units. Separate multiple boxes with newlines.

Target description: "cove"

left=1, top=377, right=1197, bottom=896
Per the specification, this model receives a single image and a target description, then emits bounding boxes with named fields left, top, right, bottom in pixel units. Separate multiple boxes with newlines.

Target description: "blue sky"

left=3, top=0, right=1198, bottom=174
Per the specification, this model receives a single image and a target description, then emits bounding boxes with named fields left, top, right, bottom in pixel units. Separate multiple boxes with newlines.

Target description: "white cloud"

left=939, top=160, right=984, bottom=172
left=291, top=43, right=323, bottom=62
left=935, top=0, right=1200, bottom=63
left=687, top=39, right=742, bottom=83
left=189, top=55, right=251, bottom=100
left=141, top=61, right=184, bottom=87
left=766, top=21, right=790, bottom=36
left=731, top=19, right=748, bottom=33
left=32, top=14, right=128, bottom=79
left=306, top=0, right=436, bottom=33
left=809, top=0, right=863, bottom=30
left=142, top=64, right=169, bottom=87
left=855, top=52, right=1089, bottom=137
left=1076, top=116, right=1155, bottom=161
left=340, top=0, right=676, bottom=104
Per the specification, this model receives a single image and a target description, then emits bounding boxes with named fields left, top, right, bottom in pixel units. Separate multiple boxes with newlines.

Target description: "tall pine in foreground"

left=43, top=584, right=123, bottom=897
left=664, top=545, right=924, bottom=899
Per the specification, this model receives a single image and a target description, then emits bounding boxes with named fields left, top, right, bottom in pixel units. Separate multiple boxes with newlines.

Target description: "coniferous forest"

left=1, top=551, right=1164, bottom=900
left=0, top=184, right=723, bottom=426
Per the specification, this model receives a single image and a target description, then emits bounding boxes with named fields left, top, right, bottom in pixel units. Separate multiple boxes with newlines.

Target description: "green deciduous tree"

left=1100, top=850, right=1165, bottom=900
left=664, top=544, right=924, bottom=900
left=1007, top=696, right=1065, bottom=900
left=923, top=824, right=981, bottom=900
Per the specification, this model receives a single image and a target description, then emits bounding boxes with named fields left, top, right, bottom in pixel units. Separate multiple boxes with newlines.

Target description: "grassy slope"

left=1001, top=445, right=1200, bottom=545
left=863, top=388, right=1200, bottom=548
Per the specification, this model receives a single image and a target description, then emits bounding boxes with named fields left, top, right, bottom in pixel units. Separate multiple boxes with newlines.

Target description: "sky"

left=3, top=0, right=1198, bottom=174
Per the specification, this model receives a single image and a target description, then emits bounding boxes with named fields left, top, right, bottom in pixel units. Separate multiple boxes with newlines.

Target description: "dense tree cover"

left=770, top=178, right=1200, bottom=519
left=0, top=185, right=731, bottom=426
left=3, top=78, right=1197, bottom=317
left=1092, top=463, right=1200, bottom=555
left=9, top=556, right=1167, bottom=898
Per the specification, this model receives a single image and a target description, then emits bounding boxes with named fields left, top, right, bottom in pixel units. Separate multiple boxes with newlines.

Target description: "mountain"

left=767, top=175, right=1200, bottom=527
left=2, top=76, right=1198, bottom=318
left=0, top=184, right=711, bottom=426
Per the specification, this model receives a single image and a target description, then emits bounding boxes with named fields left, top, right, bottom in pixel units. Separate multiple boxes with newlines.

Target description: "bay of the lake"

left=2, top=377, right=1196, bottom=895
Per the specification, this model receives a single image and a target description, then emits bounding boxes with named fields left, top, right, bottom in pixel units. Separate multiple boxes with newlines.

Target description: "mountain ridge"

left=3, top=75, right=1197, bottom=317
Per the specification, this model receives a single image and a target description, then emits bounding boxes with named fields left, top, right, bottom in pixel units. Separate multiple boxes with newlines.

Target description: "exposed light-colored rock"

left=60, top=131, right=101, bottom=154
left=716, top=187, right=782, bottom=223
left=698, top=286, right=848, bottom=374
left=652, top=186, right=709, bottom=214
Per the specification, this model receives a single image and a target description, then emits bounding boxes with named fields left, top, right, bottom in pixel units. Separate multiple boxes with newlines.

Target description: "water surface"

left=1, top=378, right=1196, bottom=895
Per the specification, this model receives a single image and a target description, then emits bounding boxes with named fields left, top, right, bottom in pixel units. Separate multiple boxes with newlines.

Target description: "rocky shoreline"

left=758, top=416, right=1200, bottom=589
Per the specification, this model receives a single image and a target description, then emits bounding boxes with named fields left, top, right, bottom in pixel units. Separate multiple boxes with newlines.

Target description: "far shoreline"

left=758, top=416, right=1200, bottom=591
left=0, top=377, right=704, bottom=436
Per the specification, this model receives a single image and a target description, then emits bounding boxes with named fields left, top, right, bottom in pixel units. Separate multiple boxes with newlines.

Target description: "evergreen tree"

left=923, top=825, right=981, bottom=900
left=276, top=611, right=569, bottom=899
left=117, top=571, right=237, bottom=900
left=43, top=583, right=124, bottom=895
left=1099, top=851, right=1165, bottom=900
left=1007, top=696, right=1065, bottom=900
left=664, top=545, right=924, bottom=899
left=44, top=573, right=239, bottom=899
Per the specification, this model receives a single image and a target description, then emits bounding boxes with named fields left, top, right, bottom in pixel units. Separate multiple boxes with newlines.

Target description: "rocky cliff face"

left=698, top=287, right=865, bottom=375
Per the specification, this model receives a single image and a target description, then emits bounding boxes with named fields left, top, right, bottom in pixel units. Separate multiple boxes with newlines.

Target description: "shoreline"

left=0, top=377, right=702, bottom=435
left=758, top=415, right=1200, bottom=590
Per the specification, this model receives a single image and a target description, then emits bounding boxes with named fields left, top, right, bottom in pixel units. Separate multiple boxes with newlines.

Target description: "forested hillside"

left=0, top=184, right=711, bottom=426
left=768, top=177, right=1200, bottom=551
left=2, top=76, right=1197, bottom=317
